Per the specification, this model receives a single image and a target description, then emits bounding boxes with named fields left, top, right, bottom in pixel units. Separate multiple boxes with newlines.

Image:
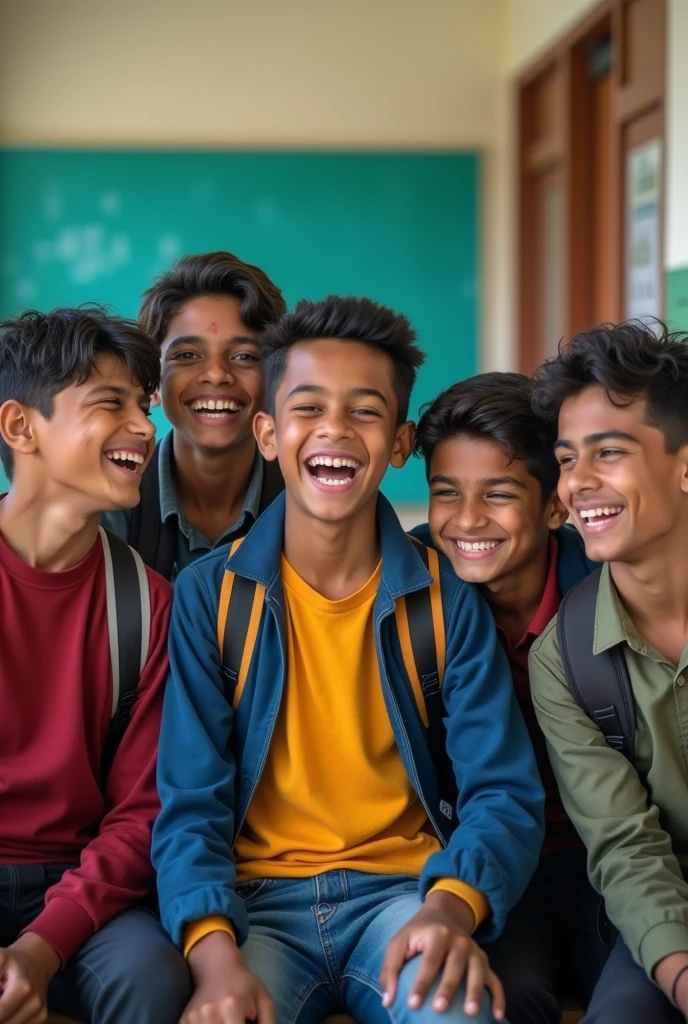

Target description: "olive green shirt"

left=529, top=562, right=688, bottom=978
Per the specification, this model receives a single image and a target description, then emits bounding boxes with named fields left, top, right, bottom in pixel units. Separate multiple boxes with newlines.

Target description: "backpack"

left=556, top=567, right=636, bottom=761
left=216, top=534, right=457, bottom=817
left=98, top=526, right=151, bottom=781
left=128, top=441, right=285, bottom=581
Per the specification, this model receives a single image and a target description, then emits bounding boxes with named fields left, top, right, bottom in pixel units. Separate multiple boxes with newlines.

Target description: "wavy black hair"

left=414, top=371, right=559, bottom=498
left=139, top=251, right=286, bottom=345
left=260, top=295, right=425, bottom=424
left=0, top=305, right=159, bottom=478
left=531, top=320, right=688, bottom=452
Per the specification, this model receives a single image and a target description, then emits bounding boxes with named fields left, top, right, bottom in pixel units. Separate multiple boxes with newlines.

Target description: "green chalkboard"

left=0, top=149, right=479, bottom=501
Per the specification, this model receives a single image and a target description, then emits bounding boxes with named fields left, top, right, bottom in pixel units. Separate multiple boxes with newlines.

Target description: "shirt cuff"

left=184, top=915, right=236, bottom=958
left=428, top=879, right=490, bottom=933
left=24, top=896, right=95, bottom=965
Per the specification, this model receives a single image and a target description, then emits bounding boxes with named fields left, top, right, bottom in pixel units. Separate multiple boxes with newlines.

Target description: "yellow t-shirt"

left=184, top=557, right=488, bottom=955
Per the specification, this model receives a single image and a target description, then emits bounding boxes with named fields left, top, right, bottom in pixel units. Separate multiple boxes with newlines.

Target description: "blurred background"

left=0, top=0, right=684, bottom=513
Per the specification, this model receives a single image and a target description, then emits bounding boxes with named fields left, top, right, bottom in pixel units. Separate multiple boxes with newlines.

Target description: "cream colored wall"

left=504, top=0, right=602, bottom=74
left=0, top=0, right=504, bottom=148
left=0, top=0, right=507, bottom=382
left=666, top=0, right=688, bottom=270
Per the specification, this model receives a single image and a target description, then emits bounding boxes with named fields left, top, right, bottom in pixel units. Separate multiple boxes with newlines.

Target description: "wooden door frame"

left=516, top=0, right=666, bottom=372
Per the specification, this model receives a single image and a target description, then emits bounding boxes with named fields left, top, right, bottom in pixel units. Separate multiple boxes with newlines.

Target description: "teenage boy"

left=528, top=322, right=688, bottom=1023
left=152, top=297, right=545, bottom=1024
left=412, top=372, right=607, bottom=1023
left=102, top=251, right=286, bottom=580
left=0, top=308, right=189, bottom=1023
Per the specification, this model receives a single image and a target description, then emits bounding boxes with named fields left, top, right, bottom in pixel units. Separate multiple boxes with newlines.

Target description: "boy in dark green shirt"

left=529, top=321, right=688, bottom=1023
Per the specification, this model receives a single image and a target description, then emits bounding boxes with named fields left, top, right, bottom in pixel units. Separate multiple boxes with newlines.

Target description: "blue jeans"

left=0, top=863, right=190, bottom=1024
left=237, top=870, right=502, bottom=1024
left=583, top=933, right=683, bottom=1024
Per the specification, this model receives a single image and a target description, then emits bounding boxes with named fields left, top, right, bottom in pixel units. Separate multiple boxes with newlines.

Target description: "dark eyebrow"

left=555, top=430, right=639, bottom=450
left=286, top=384, right=388, bottom=405
left=485, top=476, right=527, bottom=489
left=85, top=384, right=130, bottom=398
left=164, top=334, right=259, bottom=354
left=429, top=473, right=526, bottom=489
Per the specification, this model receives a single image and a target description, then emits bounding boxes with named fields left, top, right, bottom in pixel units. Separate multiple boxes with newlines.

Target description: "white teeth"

left=190, top=399, right=241, bottom=412
left=307, top=456, right=358, bottom=469
left=319, top=477, right=349, bottom=487
left=579, top=506, right=623, bottom=519
left=106, top=451, right=144, bottom=466
left=455, top=540, right=501, bottom=552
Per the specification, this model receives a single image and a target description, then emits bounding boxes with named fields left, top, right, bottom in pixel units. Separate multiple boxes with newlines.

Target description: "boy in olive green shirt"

left=529, top=322, right=688, bottom=1023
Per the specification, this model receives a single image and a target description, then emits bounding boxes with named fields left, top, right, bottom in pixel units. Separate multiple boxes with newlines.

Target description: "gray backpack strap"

left=557, top=568, right=636, bottom=761
left=99, top=526, right=151, bottom=781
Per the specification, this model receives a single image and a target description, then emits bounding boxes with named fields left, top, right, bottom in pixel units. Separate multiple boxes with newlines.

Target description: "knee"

left=103, top=934, right=191, bottom=1020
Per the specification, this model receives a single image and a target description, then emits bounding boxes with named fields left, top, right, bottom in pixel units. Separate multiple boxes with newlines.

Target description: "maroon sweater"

left=496, top=536, right=582, bottom=857
left=0, top=528, right=172, bottom=963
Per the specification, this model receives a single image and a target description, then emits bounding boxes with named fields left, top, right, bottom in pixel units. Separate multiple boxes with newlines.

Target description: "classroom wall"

left=0, top=0, right=504, bottom=149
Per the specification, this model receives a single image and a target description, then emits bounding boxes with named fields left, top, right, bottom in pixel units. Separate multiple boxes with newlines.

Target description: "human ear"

left=390, top=421, right=415, bottom=469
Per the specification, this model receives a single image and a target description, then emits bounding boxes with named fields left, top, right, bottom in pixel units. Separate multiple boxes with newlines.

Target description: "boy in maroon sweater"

left=0, top=309, right=189, bottom=1023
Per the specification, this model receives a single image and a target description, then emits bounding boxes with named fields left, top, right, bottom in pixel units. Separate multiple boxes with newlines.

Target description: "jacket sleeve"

left=152, top=562, right=249, bottom=949
left=26, top=575, right=172, bottom=964
left=530, top=621, right=688, bottom=976
left=419, top=576, right=545, bottom=940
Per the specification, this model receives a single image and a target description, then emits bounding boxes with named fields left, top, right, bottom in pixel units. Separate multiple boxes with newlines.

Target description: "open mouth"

left=306, top=454, right=361, bottom=491
left=451, top=538, right=505, bottom=560
left=104, top=450, right=145, bottom=477
left=187, top=398, right=245, bottom=424
left=578, top=506, right=624, bottom=531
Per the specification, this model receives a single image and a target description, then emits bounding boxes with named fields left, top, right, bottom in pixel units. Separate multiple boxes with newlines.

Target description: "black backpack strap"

left=557, top=568, right=636, bottom=760
left=130, top=442, right=176, bottom=580
left=258, top=457, right=285, bottom=515
left=403, top=537, right=456, bottom=818
left=99, top=527, right=151, bottom=781
left=217, top=540, right=266, bottom=706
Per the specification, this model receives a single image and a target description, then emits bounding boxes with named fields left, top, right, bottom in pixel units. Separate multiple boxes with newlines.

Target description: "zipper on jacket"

left=375, top=607, right=448, bottom=849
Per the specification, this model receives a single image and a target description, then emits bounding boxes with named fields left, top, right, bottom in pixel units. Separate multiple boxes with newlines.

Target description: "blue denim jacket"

left=153, top=493, right=545, bottom=948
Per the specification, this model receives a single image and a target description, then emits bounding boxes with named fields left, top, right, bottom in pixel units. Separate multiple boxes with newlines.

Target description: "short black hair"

left=531, top=321, right=688, bottom=452
left=260, top=295, right=425, bottom=424
left=0, top=306, right=159, bottom=479
left=414, top=371, right=559, bottom=498
left=139, top=250, right=286, bottom=345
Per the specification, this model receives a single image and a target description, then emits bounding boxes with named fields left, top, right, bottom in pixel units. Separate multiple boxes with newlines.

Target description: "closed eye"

left=431, top=488, right=458, bottom=498
left=487, top=491, right=517, bottom=501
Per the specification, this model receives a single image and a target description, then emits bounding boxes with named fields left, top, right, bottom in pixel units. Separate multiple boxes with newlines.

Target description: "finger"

left=380, top=935, right=409, bottom=1009
left=432, top=946, right=468, bottom=1013
left=217, top=996, right=250, bottom=1024
left=255, top=990, right=276, bottom=1024
left=0, top=966, right=33, bottom=1020
left=3, top=993, right=45, bottom=1024
left=408, top=940, right=450, bottom=1009
left=461, top=952, right=487, bottom=1018
left=484, top=969, right=506, bottom=1022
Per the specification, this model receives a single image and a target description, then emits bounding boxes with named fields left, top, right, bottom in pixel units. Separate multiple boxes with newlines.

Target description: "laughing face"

left=428, top=434, right=565, bottom=586
left=556, top=385, right=688, bottom=564
left=23, top=354, right=155, bottom=513
left=159, top=295, right=263, bottom=454
left=254, top=338, right=414, bottom=525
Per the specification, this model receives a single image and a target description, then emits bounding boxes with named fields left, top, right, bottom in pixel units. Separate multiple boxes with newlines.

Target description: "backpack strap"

left=129, top=442, right=176, bottom=580
left=258, top=458, right=285, bottom=515
left=396, top=538, right=456, bottom=819
left=557, top=568, right=636, bottom=761
left=217, top=539, right=265, bottom=707
left=99, top=527, right=151, bottom=780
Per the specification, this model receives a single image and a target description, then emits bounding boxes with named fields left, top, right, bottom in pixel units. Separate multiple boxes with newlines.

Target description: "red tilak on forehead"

left=207, top=322, right=218, bottom=334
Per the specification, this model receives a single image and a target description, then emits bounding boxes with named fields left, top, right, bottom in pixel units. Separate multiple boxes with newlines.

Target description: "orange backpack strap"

left=397, top=537, right=455, bottom=819
left=217, top=538, right=265, bottom=708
